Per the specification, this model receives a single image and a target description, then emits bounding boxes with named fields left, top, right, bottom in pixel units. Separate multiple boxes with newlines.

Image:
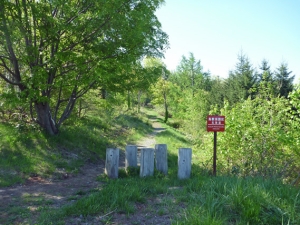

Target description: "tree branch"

left=0, top=4, right=23, bottom=89
left=0, top=57, right=15, bottom=77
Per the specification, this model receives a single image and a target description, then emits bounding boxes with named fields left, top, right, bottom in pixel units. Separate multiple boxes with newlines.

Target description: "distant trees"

left=208, top=76, right=225, bottom=109
left=225, top=52, right=257, bottom=105
left=220, top=55, right=295, bottom=108
left=256, top=60, right=295, bottom=98
left=156, top=53, right=212, bottom=138
left=171, top=53, right=211, bottom=97
left=146, top=58, right=170, bottom=122
left=274, top=63, right=295, bottom=98
left=258, top=59, right=273, bottom=83
left=149, top=51, right=297, bottom=147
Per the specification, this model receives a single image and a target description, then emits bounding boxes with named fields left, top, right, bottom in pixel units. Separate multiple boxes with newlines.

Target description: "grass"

left=36, top=170, right=300, bottom=224
left=1, top=106, right=300, bottom=224
left=36, top=109, right=300, bottom=225
left=0, top=108, right=152, bottom=187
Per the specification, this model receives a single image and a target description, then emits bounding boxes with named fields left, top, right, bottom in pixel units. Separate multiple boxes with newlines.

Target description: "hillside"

left=0, top=108, right=299, bottom=224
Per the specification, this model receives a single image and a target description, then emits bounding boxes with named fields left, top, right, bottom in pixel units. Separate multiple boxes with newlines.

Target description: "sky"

left=155, top=0, right=300, bottom=83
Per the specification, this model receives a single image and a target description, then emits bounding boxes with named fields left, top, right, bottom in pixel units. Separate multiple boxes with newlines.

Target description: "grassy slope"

left=1, top=107, right=300, bottom=224
left=0, top=109, right=152, bottom=187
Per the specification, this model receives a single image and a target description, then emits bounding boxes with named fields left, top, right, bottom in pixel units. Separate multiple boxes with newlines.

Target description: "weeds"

left=0, top=108, right=152, bottom=187
left=1, top=108, right=300, bottom=225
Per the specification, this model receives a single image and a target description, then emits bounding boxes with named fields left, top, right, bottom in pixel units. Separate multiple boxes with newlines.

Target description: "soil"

left=0, top=118, right=178, bottom=225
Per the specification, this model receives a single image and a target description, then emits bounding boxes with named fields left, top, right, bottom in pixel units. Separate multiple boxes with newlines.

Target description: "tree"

left=225, top=52, right=257, bottom=105
left=258, top=59, right=273, bottom=82
left=258, top=59, right=277, bottom=94
left=147, top=58, right=170, bottom=122
left=124, top=58, right=162, bottom=112
left=172, top=52, right=208, bottom=97
left=208, top=76, right=225, bottom=110
left=274, top=62, right=295, bottom=98
left=0, top=0, right=168, bottom=135
left=218, top=88, right=300, bottom=180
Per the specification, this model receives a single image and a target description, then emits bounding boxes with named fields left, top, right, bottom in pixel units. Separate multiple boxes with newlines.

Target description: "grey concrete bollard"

left=140, top=148, right=154, bottom=177
left=125, top=145, right=138, bottom=168
left=105, top=148, right=119, bottom=179
left=178, top=148, right=192, bottom=179
left=155, top=144, right=168, bottom=175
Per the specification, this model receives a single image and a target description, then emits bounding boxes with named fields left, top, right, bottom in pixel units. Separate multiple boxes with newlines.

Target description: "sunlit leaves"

left=218, top=91, right=300, bottom=181
left=0, top=0, right=168, bottom=134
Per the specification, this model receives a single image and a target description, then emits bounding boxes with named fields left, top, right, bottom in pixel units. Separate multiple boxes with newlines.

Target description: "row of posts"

left=105, top=144, right=192, bottom=179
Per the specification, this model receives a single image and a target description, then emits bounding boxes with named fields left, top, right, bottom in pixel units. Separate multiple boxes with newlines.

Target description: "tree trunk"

left=127, top=90, right=131, bottom=110
left=163, top=91, right=168, bottom=123
left=137, top=90, right=142, bottom=113
left=34, top=102, right=58, bottom=135
left=100, top=88, right=106, bottom=99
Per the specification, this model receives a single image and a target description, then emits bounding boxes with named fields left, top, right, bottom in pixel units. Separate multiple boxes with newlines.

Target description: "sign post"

left=213, top=131, right=217, bottom=176
left=207, top=115, right=225, bottom=176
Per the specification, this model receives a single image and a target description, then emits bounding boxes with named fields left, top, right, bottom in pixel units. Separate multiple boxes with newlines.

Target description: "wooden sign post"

left=207, top=115, right=225, bottom=176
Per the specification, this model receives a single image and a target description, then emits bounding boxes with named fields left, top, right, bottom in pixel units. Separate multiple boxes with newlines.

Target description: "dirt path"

left=136, top=118, right=166, bottom=148
left=0, top=116, right=171, bottom=225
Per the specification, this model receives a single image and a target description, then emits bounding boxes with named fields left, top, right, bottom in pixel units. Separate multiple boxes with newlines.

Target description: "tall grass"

left=36, top=109, right=300, bottom=225
left=1, top=106, right=300, bottom=224
left=0, top=106, right=152, bottom=187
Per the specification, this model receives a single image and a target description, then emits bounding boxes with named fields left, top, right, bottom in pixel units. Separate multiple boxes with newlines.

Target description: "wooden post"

left=178, top=148, right=192, bottom=179
left=125, top=145, right=137, bottom=168
left=105, top=148, right=119, bottom=179
left=155, top=144, right=168, bottom=175
left=213, top=131, right=217, bottom=176
left=140, top=148, right=154, bottom=177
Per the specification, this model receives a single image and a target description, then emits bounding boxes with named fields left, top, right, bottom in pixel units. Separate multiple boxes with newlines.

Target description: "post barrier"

left=140, top=148, right=154, bottom=177
left=105, top=148, right=119, bottom=179
left=125, top=145, right=138, bottom=168
left=155, top=144, right=168, bottom=175
left=178, top=148, right=192, bottom=179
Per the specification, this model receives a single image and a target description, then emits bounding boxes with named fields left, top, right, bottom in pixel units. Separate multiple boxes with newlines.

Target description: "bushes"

left=216, top=95, right=300, bottom=182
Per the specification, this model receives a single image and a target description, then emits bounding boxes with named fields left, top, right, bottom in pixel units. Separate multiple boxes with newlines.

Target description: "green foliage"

left=289, top=85, right=300, bottom=127
left=158, top=53, right=211, bottom=141
left=225, top=52, right=257, bottom=105
left=258, top=59, right=274, bottom=83
left=36, top=128, right=300, bottom=225
left=38, top=177, right=168, bottom=223
left=2, top=107, right=300, bottom=225
left=256, top=59, right=277, bottom=97
left=174, top=176, right=299, bottom=224
left=126, top=166, right=140, bottom=177
left=0, top=101, right=153, bottom=187
left=172, top=52, right=211, bottom=94
left=0, top=0, right=168, bottom=134
left=208, top=76, right=226, bottom=109
left=215, top=89, right=300, bottom=181
left=274, top=62, right=295, bottom=98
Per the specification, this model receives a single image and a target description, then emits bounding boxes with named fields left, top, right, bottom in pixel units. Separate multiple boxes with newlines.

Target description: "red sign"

left=207, top=115, right=225, bottom=132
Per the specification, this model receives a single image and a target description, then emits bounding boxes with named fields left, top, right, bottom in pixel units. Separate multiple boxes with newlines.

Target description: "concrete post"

left=140, top=148, right=154, bottom=177
left=105, top=148, right=119, bottom=179
left=178, top=148, right=192, bottom=179
left=125, top=145, right=138, bottom=168
left=155, top=144, right=168, bottom=175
